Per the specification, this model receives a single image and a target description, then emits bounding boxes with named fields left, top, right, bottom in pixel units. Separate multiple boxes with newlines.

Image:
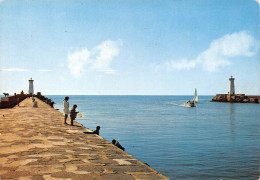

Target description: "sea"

left=46, top=95, right=259, bottom=180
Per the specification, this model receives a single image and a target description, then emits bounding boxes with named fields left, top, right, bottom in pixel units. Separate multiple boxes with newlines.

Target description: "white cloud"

left=165, top=31, right=257, bottom=72
left=255, top=0, right=260, bottom=5
left=68, top=40, right=122, bottom=77
left=68, top=48, right=91, bottom=77
left=96, top=69, right=116, bottom=74
left=166, top=58, right=198, bottom=70
left=206, top=31, right=256, bottom=57
left=0, top=68, right=28, bottom=72
left=59, top=75, right=65, bottom=81
left=38, top=69, right=52, bottom=72
left=90, top=40, right=121, bottom=71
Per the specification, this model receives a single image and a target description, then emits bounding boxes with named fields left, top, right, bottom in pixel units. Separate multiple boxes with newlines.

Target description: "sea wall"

left=0, top=92, right=55, bottom=109
left=211, top=94, right=260, bottom=103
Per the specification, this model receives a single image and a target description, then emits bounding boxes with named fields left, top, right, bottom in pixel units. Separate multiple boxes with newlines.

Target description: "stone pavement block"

left=30, top=175, right=45, bottom=180
left=105, top=165, right=153, bottom=173
left=100, top=173, right=135, bottom=180
left=132, top=173, right=168, bottom=180
left=113, top=159, right=132, bottom=165
left=49, top=171, right=76, bottom=178
left=1, top=170, right=34, bottom=179
left=89, top=159, right=117, bottom=165
left=127, top=160, right=143, bottom=165
left=77, top=165, right=105, bottom=172
left=106, top=154, right=135, bottom=159
left=50, top=172, right=101, bottom=180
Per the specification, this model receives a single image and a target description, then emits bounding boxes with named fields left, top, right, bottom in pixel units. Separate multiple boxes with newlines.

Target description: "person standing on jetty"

left=63, top=96, right=69, bottom=124
left=70, top=104, right=79, bottom=126
left=32, top=98, right=38, bottom=108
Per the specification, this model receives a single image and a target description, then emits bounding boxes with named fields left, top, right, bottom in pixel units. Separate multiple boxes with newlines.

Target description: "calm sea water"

left=47, top=95, right=259, bottom=180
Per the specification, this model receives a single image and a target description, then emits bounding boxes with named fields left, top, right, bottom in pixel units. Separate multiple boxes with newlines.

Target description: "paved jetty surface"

left=0, top=98, right=169, bottom=180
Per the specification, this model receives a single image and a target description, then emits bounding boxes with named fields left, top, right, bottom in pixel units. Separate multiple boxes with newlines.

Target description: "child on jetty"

left=70, top=104, right=79, bottom=126
left=112, top=139, right=125, bottom=151
left=92, top=126, right=100, bottom=135
left=84, top=126, right=101, bottom=135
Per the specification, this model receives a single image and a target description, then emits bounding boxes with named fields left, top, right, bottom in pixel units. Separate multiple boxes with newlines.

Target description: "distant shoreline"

left=44, top=94, right=216, bottom=96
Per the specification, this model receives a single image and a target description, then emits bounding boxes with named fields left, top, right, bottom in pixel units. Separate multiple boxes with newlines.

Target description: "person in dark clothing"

left=112, top=139, right=125, bottom=151
left=92, top=126, right=100, bottom=135
left=70, top=104, right=79, bottom=126
left=84, top=126, right=101, bottom=135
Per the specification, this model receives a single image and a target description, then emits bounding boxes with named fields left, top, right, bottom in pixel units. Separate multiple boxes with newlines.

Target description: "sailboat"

left=193, top=88, right=198, bottom=103
left=171, top=88, right=197, bottom=107
left=183, top=88, right=197, bottom=107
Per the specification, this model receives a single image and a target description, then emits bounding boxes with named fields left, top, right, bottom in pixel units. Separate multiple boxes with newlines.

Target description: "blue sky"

left=0, top=0, right=259, bottom=95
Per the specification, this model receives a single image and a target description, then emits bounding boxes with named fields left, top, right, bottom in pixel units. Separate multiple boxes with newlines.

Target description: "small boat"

left=193, top=88, right=198, bottom=103
left=170, top=101, right=195, bottom=107
left=185, top=100, right=196, bottom=107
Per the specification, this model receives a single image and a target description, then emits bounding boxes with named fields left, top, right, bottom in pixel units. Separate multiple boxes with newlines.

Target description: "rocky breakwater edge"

left=211, top=94, right=260, bottom=103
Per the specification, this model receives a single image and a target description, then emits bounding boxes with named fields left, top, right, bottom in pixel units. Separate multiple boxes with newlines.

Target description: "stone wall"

left=211, top=94, right=260, bottom=103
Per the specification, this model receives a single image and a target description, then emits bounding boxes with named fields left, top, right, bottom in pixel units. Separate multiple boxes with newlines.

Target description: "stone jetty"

left=0, top=98, right=169, bottom=179
left=211, top=94, right=260, bottom=103
left=211, top=76, right=260, bottom=103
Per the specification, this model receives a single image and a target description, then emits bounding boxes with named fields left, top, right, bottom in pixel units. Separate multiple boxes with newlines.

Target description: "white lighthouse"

left=29, top=77, right=34, bottom=95
left=229, top=76, right=235, bottom=95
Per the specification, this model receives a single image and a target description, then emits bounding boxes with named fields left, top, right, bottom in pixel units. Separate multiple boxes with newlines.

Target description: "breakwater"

left=0, top=98, right=169, bottom=179
left=0, top=92, right=55, bottom=109
left=211, top=94, right=260, bottom=103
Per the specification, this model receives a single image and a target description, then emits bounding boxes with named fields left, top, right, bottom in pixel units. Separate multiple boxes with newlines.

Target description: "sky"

left=0, top=0, right=259, bottom=95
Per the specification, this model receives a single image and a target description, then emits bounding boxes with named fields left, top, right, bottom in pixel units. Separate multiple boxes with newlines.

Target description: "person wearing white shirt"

left=63, top=96, right=69, bottom=124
